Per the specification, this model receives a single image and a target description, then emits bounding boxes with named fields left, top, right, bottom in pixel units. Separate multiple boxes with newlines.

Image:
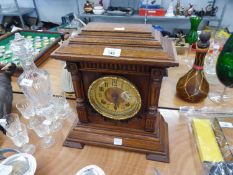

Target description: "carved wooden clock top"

left=69, top=37, right=163, bottom=49
left=53, top=43, right=178, bottom=67
left=81, top=22, right=154, bottom=34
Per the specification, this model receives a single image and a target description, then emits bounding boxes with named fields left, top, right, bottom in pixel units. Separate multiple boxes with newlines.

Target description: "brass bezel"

left=88, top=76, right=142, bottom=120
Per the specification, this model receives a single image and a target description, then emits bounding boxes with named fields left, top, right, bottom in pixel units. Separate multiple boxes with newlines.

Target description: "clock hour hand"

left=111, top=93, right=119, bottom=110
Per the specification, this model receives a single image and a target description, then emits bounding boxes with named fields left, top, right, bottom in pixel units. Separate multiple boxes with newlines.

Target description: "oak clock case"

left=52, top=22, right=178, bottom=163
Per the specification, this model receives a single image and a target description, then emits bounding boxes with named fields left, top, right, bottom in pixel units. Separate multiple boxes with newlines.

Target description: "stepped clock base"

left=63, top=114, right=169, bottom=163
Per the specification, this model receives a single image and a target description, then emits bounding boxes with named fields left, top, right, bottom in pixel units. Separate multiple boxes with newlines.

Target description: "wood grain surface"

left=52, top=45, right=177, bottom=67
left=82, top=22, right=154, bottom=34
left=69, top=37, right=162, bottom=49
left=0, top=94, right=203, bottom=175
left=11, top=55, right=233, bottom=110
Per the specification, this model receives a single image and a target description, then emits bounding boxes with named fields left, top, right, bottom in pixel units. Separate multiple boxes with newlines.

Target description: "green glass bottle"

left=186, top=16, right=202, bottom=44
left=216, top=34, right=233, bottom=87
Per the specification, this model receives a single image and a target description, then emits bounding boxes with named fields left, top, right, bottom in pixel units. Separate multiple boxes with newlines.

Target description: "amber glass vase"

left=177, top=32, right=211, bottom=103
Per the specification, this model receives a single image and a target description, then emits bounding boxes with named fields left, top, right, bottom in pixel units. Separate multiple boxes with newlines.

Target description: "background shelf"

left=80, top=13, right=221, bottom=22
left=77, top=0, right=228, bottom=32
left=0, top=7, right=35, bottom=16
left=0, top=0, right=39, bottom=28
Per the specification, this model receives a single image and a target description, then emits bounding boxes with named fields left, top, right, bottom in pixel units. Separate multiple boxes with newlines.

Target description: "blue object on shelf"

left=153, top=25, right=164, bottom=32
left=139, top=2, right=161, bottom=9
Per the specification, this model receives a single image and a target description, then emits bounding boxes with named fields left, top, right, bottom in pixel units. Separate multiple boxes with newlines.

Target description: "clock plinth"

left=64, top=112, right=169, bottom=162
left=52, top=22, right=178, bottom=162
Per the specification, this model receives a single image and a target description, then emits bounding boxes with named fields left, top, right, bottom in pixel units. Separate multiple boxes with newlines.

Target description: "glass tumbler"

left=16, top=100, right=35, bottom=129
left=6, top=123, right=35, bottom=154
left=16, top=100, right=35, bottom=120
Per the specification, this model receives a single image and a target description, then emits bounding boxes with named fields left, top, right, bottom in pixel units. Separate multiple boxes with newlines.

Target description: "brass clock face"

left=88, top=76, right=141, bottom=120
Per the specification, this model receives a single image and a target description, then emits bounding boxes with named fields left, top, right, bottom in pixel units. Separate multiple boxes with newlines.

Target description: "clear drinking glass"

left=16, top=100, right=35, bottom=129
left=16, top=100, right=35, bottom=120
left=6, top=123, right=35, bottom=154
left=53, top=93, right=70, bottom=120
left=0, top=113, right=21, bottom=136
left=31, top=115, right=55, bottom=149
left=0, top=113, right=35, bottom=154
left=204, top=42, right=221, bottom=85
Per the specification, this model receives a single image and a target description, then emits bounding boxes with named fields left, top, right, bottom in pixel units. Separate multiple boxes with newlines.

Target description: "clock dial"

left=88, top=76, right=141, bottom=120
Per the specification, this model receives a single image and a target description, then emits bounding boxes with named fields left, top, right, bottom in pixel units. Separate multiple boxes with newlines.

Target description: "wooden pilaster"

left=67, top=62, right=88, bottom=123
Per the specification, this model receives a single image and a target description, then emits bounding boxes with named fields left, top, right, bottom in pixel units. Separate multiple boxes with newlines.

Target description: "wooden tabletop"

left=3, top=53, right=228, bottom=174
left=0, top=94, right=203, bottom=175
left=159, top=56, right=233, bottom=110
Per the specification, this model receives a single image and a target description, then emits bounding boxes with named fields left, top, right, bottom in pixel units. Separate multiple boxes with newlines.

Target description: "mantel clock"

left=52, top=22, right=178, bottom=162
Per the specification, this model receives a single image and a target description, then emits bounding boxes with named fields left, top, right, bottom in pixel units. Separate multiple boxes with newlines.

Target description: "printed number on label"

left=114, top=27, right=125, bottom=31
left=103, top=48, right=121, bottom=57
left=114, top=138, right=122, bottom=145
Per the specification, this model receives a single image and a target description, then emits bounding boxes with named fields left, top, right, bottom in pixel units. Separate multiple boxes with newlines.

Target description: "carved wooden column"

left=67, top=62, right=88, bottom=123
left=145, top=68, right=163, bottom=132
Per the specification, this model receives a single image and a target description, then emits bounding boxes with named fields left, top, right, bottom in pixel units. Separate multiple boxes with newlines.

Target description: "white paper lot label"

left=103, top=48, right=121, bottom=57
left=20, top=79, right=33, bottom=87
left=114, top=27, right=125, bottom=31
left=114, top=138, right=122, bottom=145
left=0, top=119, right=7, bottom=128
left=219, top=122, right=233, bottom=128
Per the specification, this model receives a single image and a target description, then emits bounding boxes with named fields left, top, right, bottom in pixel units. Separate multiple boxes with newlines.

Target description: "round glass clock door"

left=88, top=76, right=141, bottom=120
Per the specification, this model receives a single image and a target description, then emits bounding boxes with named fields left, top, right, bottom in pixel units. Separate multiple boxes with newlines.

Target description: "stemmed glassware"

left=209, top=33, right=233, bottom=103
left=9, top=33, right=75, bottom=149
left=52, top=92, right=73, bottom=121
left=0, top=113, right=35, bottom=154
left=16, top=99, right=35, bottom=129
left=36, top=103, right=63, bottom=133
left=30, top=115, right=55, bottom=149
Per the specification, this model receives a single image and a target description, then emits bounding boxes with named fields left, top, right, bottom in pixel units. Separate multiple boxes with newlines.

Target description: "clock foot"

left=146, top=152, right=169, bottom=162
left=63, top=140, right=85, bottom=149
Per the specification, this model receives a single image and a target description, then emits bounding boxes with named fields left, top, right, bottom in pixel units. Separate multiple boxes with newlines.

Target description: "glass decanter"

left=177, top=32, right=211, bottom=103
left=10, top=33, right=53, bottom=109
